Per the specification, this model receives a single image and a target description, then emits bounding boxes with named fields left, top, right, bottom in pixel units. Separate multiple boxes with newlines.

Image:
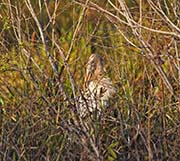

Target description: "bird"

left=77, top=54, right=116, bottom=118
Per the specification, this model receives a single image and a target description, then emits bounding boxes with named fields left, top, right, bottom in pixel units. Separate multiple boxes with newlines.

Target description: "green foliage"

left=106, top=141, right=118, bottom=161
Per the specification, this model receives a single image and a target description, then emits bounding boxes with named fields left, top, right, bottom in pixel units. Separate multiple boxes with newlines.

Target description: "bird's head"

left=84, top=54, right=106, bottom=89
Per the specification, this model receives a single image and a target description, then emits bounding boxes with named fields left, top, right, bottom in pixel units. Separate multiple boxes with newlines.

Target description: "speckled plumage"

left=78, top=54, right=116, bottom=117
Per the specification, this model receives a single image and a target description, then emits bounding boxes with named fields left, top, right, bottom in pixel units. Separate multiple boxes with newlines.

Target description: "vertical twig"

left=7, top=0, right=20, bottom=43
left=139, top=0, right=142, bottom=36
left=24, top=0, right=68, bottom=100
left=25, top=0, right=58, bottom=75
left=59, top=0, right=90, bottom=76
left=174, top=37, right=180, bottom=99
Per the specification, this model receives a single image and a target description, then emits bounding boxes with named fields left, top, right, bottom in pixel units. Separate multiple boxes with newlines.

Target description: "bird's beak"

left=84, top=72, right=91, bottom=89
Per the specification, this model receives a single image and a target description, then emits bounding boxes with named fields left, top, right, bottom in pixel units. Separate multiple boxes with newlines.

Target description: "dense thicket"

left=0, top=0, right=180, bottom=160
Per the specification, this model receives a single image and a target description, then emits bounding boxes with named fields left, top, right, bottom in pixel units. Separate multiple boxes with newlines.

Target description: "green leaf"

left=108, top=155, right=115, bottom=161
left=0, top=97, right=4, bottom=105
left=108, top=141, right=119, bottom=149
left=108, top=148, right=117, bottom=159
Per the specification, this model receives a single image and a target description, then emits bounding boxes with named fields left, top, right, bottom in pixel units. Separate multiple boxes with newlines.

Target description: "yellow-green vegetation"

left=0, top=0, right=180, bottom=161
